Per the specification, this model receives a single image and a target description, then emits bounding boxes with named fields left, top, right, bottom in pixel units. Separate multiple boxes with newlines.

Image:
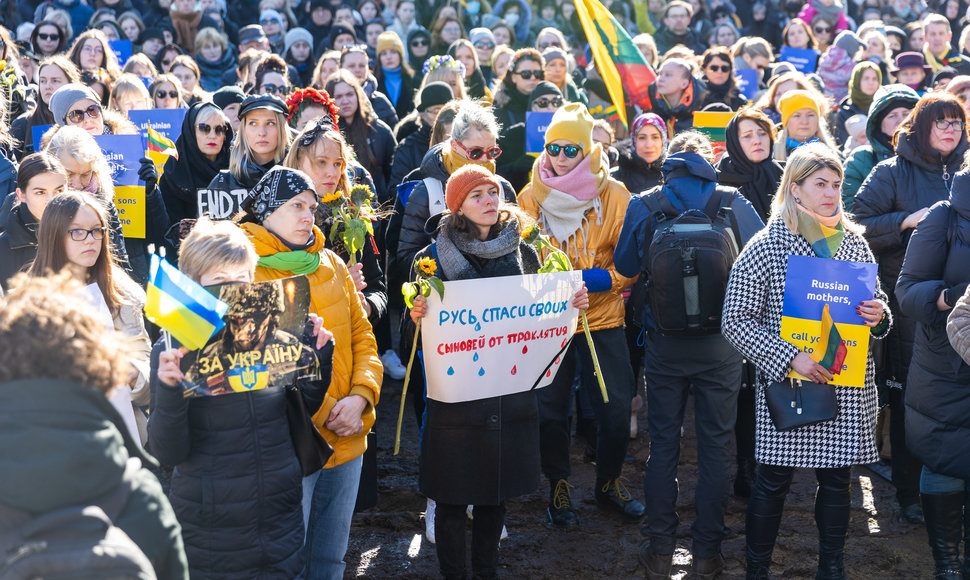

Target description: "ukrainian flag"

left=145, top=254, right=229, bottom=350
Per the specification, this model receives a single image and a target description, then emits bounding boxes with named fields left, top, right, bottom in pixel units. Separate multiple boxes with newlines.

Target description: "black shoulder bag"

left=764, top=377, right=838, bottom=432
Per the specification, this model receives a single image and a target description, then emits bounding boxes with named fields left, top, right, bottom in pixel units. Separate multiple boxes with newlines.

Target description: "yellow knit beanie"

left=376, top=31, right=405, bottom=60
left=779, top=90, right=822, bottom=127
left=544, top=102, right=594, bottom=152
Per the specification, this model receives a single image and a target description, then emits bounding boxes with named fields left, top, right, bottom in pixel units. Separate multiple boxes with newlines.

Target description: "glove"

left=581, top=267, right=612, bottom=293
left=138, top=157, right=158, bottom=194
left=944, top=282, right=969, bottom=308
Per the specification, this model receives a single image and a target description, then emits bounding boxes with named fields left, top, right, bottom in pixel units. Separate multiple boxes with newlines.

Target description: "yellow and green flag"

left=814, top=304, right=848, bottom=375
left=146, top=126, right=178, bottom=172
left=145, top=254, right=229, bottom=351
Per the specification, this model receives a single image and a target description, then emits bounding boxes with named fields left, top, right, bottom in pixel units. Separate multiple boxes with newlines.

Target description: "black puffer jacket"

left=896, top=172, right=970, bottom=480
left=854, top=131, right=968, bottom=386
left=610, top=143, right=663, bottom=196
left=389, top=120, right=431, bottom=193
left=340, top=117, right=396, bottom=205
left=147, top=337, right=332, bottom=579
left=0, top=203, right=37, bottom=291
left=388, top=143, right=517, bottom=299
left=414, top=220, right=542, bottom=505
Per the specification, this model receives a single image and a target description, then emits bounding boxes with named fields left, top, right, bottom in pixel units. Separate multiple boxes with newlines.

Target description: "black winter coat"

left=896, top=173, right=970, bottom=480
left=854, top=131, right=968, bottom=386
left=0, top=203, right=36, bottom=291
left=147, top=338, right=332, bottom=579
left=610, top=144, right=663, bottom=196
left=414, top=225, right=541, bottom=505
left=362, top=76, right=400, bottom=129
left=376, top=69, right=417, bottom=122
left=389, top=120, right=430, bottom=193
left=341, top=117, right=395, bottom=205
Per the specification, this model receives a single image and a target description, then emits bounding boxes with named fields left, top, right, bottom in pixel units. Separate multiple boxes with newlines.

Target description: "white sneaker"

left=500, top=525, right=508, bottom=540
left=381, top=349, right=407, bottom=380
left=425, top=498, right=436, bottom=544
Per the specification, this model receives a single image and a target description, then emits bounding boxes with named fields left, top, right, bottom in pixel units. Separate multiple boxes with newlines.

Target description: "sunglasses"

left=161, top=59, right=173, bottom=67
left=155, top=89, right=178, bottom=99
left=38, top=32, right=60, bottom=41
left=545, top=143, right=582, bottom=158
left=538, top=41, right=562, bottom=50
left=198, top=122, right=229, bottom=136
left=261, top=83, right=288, bottom=95
left=934, top=119, right=965, bottom=131
left=410, top=38, right=428, bottom=47
left=259, top=18, right=279, bottom=25
left=452, top=138, right=502, bottom=160
left=66, top=103, right=102, bottom=124
left=707, top=64, right=730, bottom=73
left=68, top=227, right=106, bottom=241
left=514, top=69, right=544, bottom=80
left=814, top=26, right=831, bottom=33
left=533, top=96, right=563, bottom=108
left=473, top=40, right=495, bottom=50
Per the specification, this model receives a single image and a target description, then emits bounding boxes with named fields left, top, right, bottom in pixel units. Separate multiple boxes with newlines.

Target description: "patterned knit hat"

left=630, top=112, right=669, bottom=147
left=243, top=167, right=318, bottom=223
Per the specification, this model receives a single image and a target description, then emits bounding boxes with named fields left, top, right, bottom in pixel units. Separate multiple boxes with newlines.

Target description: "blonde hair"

left=109, top=73, right=151, bottom=111
left=178, top=218, right=258, bottom=282
left=194, top=26, right=228, bottom=56
left=771, top=143, right=862, bottom=234
left=284, top=122, right=352, bottom=196
left=421, top=65, right=467, bottom=100
left=229, top=109, right=290, bottom=182
left=121, top=53, right=158, bottom=78
left=45, top=126, right=115, bottom=198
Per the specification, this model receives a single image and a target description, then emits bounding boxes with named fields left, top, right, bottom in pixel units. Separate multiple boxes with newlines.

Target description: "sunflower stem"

left=394, top=319, right=421, bottom=455
left=582, top=311, right=608, bottom=403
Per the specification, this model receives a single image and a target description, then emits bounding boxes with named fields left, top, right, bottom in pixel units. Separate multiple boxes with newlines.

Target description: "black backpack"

left=631, top=187, right=741, bottom=336
left=0, top=459, right=156, bottom=580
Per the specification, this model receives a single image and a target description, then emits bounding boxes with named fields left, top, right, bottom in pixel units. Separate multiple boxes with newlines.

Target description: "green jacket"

left=0, top=379, right=189, bottom=579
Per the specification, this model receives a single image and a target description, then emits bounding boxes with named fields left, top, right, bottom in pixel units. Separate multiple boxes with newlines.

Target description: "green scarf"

left=849, top=62, right=880, bottom=113
left=257, top=250, right=321, bottom=275
left=796, top=205, right=844, bottom=259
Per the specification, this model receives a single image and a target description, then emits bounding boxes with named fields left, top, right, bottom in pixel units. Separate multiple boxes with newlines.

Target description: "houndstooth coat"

left=721, top=217, right=891, bottom=468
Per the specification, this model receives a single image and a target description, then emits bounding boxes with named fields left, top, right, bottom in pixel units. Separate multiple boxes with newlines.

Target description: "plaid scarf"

left=796, top=203, right=844, bottom=259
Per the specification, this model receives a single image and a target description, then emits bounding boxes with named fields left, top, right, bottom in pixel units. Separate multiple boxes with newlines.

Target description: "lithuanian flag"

left=146, top=126, right=178, bottom=172
left=574, top=0, right=656, bottom=127
left=815, top=304, right=848, bottom=375
left=693, top=111, right=735, bottom=157
left=145, top=254, right=229, bottom=351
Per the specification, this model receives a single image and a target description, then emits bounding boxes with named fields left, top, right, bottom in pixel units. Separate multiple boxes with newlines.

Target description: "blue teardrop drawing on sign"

left=473, top=352, right=479, bottom=362
left=447, top=366, right=455, bottom=375
left=478, top=367, right=485, bottom=376
left=474, top=322, right=482, bottom=331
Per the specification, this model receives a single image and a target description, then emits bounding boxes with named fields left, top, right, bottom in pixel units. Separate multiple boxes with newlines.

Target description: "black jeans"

left=537, top=326, right=634, bottom=483
left=889, top=386, right=921, bottom=508
left=435, top=502, right=505, bottom=579
left=745, top=464, right=851, bottom=564
left=640, top=332, right=740, bottom=558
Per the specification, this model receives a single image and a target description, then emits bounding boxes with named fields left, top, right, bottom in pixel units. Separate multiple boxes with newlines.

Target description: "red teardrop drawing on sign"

left=546, top=369, right=552, bottom=377
left=522, top=345, right=528, bottom=354
left=511, top=365, right=517, bottom=375
left=555, top=356, right=561, bottom=365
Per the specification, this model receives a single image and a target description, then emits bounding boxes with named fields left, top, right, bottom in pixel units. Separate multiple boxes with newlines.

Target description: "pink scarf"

left=536, top=152, right=600, bottom=200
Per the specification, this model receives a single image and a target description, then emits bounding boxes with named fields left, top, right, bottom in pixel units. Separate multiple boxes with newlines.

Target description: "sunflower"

left=416, top=256, right=437, bottom=276
left=320, top=190, right=343, bottom=203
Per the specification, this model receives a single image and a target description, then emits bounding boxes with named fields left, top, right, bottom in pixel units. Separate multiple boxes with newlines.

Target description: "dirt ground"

left=346, top=376, right=935, bottom=579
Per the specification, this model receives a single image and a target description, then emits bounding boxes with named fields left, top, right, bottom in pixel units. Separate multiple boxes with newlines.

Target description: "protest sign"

left=779, top=46, right=818, bottom=73
left=734, top=69, right=758, bottom=99
left=128, top=108, right=188, bottom=143
left=420, top=271, right=582, bottom=403
left=179, top=276, right=322, bottom=397
left=526, top=111, right=555, bottom=154
left=31, top=123, right=53, bottom=153
left=198, top=186, right=249, bottom=219
left=110, top=39, right=133, bottom=66
left=780, top=255, right=878, bottom=387
left=95, top=135, right=146, bottom=238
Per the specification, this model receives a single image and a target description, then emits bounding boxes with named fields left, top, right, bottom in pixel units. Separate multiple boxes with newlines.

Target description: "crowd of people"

left=3, top=0, right=970, bottom=578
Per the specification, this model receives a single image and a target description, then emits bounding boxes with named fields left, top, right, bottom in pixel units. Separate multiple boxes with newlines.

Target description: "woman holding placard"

left=409, top=164, right=588, bottom=580
left=897, top=170, right=970, bottom=580
left=721, top=143, right=890, bottom=579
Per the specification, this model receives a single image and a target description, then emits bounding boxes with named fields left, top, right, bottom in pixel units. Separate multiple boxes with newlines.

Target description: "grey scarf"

left=436, top=216, right=523, bottom=281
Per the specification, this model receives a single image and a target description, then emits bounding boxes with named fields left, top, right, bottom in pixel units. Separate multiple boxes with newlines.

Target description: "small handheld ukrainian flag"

left=145, top=254, right=229, bottom=350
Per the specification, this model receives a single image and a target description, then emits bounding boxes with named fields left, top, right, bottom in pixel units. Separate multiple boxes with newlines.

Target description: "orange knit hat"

left=445, top=164, right=502, bottom=214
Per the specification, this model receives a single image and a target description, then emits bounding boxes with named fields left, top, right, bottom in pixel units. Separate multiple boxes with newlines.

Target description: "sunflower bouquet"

left=521, top=223, right=609, bottom=403
left=394, top=256, right=445, bottom=455
left=320, top=184, right=375, bottom=266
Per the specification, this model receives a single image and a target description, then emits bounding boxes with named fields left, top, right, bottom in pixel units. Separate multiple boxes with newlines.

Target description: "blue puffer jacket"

left=896, top=170, right=970, bottom=480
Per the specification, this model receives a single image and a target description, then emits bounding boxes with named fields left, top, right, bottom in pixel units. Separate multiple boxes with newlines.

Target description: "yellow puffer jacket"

left=243, top=223, right=383, bottom=468
left=518, top=177, right=636, bottom=332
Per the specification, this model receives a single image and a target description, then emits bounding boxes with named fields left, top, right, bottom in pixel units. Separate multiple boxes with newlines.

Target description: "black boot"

left=547, top=479, right=579, bottom=527
left=595, top=477, right=645, bottom=521
left=745, top=559, right=772, bottom=579
left=745, top=466, right=793, bottom=579
left=922, top=491, right=966, bottom=579
left=814, top=475, right=850, bottom=580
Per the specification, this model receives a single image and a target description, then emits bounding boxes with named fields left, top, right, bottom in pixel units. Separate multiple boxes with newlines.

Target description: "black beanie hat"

left=528, top=81, right=563, bottom=109
left=213, top=85, right=246, bottom=110
left=417, top=81, right=454, bottom=111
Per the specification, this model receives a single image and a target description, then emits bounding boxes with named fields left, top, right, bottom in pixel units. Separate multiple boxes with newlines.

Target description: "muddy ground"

left=346, top=376, right=934, bottom=579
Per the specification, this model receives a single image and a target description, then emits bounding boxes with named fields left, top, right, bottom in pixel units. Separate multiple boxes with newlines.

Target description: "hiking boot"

left=638, top=541, right=672, bottom=580
left=746, top=560, right=772, bottom=579
left=547, top=479, right=579, bottom=527
left=900, top=502, right=925, bottom=525
left=691, top=553, right=724, bottom=579
left=595, top=478, right=645, bottom=521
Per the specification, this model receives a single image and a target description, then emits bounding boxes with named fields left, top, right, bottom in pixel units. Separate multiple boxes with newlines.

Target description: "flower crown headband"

left=508, top=48, right=544, bottom=76
left=285, top=87, right=339, bottom=128
left=423, top=54, right=465, bottom=77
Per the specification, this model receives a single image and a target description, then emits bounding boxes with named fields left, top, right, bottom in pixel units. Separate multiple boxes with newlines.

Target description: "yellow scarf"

left=442, top=143, right=496, bottom=175
left=923, top=45, right=946, bottom=72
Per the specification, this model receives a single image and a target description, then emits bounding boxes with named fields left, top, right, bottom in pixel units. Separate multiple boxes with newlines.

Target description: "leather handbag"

left=764, top=378, right=838, bottom=432
left=285, top=384, right=334, bottom=476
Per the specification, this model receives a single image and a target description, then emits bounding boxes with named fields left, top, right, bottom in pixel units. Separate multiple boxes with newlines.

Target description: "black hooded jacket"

left=610, top=142, right=664, bottom=197
left=715, top=114, right=784, bottom=222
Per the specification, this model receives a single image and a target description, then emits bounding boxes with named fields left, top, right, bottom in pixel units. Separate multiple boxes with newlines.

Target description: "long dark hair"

left=29, top=190, right=123, bottom=315
left=896, top=92, right=967, bottom=162
left=26, top=57, right=81, bottom=138
left=17, top=151, right=67, bottom=192
left=30, top=20, right=68, bottom=56
left=781, top=17, right=818, bottom=50
left=325, top=69, right=378, bottom=170
left=701, top=47, right=737, bottom=92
